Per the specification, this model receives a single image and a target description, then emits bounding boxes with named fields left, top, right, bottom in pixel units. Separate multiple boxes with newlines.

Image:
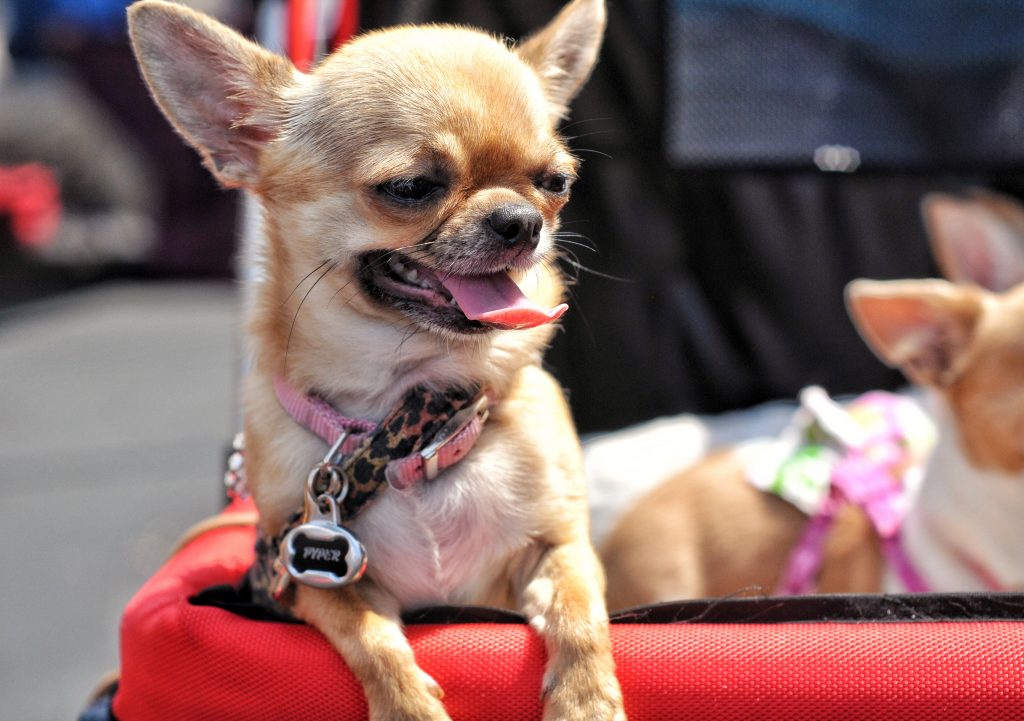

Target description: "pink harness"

left=774, top=389, right=931, bottom=595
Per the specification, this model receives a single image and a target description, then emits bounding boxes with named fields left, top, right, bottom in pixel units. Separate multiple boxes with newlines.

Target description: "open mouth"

left=358, top=250, right=567, bottom=333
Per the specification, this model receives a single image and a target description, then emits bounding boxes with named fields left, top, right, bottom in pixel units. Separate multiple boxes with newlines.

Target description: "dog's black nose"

left=486, top=204, right=543, bottom=249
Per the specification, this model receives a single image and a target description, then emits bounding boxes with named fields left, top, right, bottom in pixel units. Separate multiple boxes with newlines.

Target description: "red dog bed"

left=101, top=498, right=1024, bottom=721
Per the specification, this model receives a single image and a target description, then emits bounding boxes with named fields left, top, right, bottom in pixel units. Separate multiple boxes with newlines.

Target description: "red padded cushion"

left=114, top=499, right=1024, bottom=720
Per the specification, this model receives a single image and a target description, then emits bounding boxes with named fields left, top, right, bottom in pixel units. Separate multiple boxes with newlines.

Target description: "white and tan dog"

left=601, top=191, right=1024, bottom=608
left=128, top=2, right=624, bottom=719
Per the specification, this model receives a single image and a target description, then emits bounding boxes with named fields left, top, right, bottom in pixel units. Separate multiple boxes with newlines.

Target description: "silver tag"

left=281, top=493, right=367, bottom=589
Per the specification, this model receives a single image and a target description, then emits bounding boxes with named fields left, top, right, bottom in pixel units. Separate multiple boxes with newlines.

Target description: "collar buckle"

left=418, top=393, right=490, bottom=481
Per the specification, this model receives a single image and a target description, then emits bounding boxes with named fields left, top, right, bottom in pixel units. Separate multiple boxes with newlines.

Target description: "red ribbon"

left=287, top=0, right=360, bottom=72
left=0, top=163, right=62, bottom=248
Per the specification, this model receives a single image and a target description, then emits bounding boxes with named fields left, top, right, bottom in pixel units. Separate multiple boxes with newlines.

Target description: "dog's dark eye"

left=378, top=177, right=443, bottom=203
left=538, top=174, right=572, bottom=195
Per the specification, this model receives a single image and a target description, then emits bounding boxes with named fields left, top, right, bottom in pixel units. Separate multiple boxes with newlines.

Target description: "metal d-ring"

left=304, top=433, right=351, bottom=522
left=304, top=466, right=349, bottom=522
left=305, top=431, right=349, bottom=498
left=322, top=432, right=348, bottom=467
left=306, top=463, right=340, bottom=497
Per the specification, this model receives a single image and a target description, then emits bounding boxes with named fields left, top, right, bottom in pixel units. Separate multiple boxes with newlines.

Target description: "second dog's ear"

left=845, top=278, right=983, bottom=388
left=921, top=191, right=1024, bottom=292
left=517, top=0, right=606, bottom=123
left=128, top=0, right=295, bottom=188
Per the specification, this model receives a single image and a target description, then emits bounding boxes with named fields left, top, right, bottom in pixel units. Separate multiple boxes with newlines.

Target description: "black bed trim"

left=191, top=583, right=1024, bottom=625
left=610, top=592, right=1024, bottom=624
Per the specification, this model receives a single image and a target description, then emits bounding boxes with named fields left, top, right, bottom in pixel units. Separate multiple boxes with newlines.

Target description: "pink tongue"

left=440, top=272, right=568, bottom=329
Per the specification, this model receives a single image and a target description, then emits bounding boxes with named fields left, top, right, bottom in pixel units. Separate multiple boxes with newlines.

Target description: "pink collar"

left=273, top=375, right=490, bottom=490
left=241, top=377, right=490, bottom=601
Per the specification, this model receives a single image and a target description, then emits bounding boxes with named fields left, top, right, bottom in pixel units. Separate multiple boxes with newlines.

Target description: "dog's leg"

left=517, top=541, right=626, bottom=721
left=292, top=585, right=449, bottom=721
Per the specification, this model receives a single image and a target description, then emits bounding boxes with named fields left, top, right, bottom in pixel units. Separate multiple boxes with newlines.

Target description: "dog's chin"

left=358, top=250, right=492, bottom=335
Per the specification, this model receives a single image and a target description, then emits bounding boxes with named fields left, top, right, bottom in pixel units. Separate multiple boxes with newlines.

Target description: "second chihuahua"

left=128, top=1, right=625, bottom=720
left=603, top=191, right=1024, bottom=608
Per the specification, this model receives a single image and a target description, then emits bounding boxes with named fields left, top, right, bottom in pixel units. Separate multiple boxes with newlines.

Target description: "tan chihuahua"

left=128, top=2, right=625, bottom=720
left=602, top=190, right=1024, bottom=609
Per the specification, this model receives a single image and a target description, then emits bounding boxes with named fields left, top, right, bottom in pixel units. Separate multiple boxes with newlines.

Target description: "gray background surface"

left=0, top=282, right=239, bottom=721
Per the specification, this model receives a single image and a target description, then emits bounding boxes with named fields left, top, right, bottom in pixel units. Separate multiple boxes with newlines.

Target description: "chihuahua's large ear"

left=846, top=278, right=984, bottom=388
left=128, top=0, right=295, bottom=188
left=921, top=191, right=1024, bottom=292
left=517, top=0, right=606, bottom=122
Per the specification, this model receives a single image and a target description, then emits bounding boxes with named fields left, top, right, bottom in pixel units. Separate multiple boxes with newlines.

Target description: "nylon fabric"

left=113, top=500, right=1024, bottom=720
left=272, top=375, right=375, bottom=456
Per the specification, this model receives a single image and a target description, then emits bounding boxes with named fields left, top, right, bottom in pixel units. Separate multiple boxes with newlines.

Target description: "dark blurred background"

left=6, top=0, right=1024, bottom=431
left=413, top=0, right=1024, bottom=432
left=0, top=0, right=244, bottom=308
left=2, top=1, right=1024, bottom=718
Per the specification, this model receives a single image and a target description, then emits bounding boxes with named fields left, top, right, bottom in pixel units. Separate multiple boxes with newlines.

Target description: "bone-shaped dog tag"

left=281, top=494, right=367, bottom=589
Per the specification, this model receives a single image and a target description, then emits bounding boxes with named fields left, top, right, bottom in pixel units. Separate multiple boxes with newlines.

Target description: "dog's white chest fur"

left=352, top=444, right=535, bottom=608
left=892, top=395, right=1024, bottom=592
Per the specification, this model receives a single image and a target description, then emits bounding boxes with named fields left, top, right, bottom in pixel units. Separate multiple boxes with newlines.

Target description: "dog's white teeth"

left=387, top=257, right=427, bottom=286
left=386, top=255, right=441, bottom=291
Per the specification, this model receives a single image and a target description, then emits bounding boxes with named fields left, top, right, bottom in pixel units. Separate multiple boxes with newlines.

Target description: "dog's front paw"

left=542, top=661, right=626, bottom=721
left=367, top=679, right=451, bottom=721
left=366, top=671, right=450, bottom=721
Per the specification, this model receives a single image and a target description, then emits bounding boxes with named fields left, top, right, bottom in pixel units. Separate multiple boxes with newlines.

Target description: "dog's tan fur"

left=602, top=451, right=883, bottom=606
left=603, top=191, right=1024, bottom=610
left=128, top=2, right=624, bottom=719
